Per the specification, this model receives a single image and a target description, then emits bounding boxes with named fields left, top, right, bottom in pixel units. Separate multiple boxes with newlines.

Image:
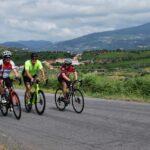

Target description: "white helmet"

left=2, top=50, right=12, bottom=58
left=64, top=58, right=72, bottom=65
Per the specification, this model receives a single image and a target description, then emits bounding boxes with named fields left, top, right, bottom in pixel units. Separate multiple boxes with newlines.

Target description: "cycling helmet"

left=2, top=50, right=12, bottom=58
left=64, top=58, right=72, bottom=65
left=31, top=53, right=38, bottom=60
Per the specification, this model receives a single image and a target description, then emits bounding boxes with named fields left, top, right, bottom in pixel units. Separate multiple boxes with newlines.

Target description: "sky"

left=0, top=0, right=150, bottom=42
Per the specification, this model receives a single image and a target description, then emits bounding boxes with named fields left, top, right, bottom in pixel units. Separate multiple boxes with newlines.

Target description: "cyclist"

left=58, top=58, right=78, bottom=103
left=22, top=53, right=45, bottom=99
left=0, top=50, right=20, bottom=103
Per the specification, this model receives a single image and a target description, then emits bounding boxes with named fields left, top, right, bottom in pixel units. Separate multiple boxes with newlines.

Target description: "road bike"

left=24, top=79, right=46, bottom=115
left=0, top=78, right=22, bottom=120
left=55, top=80, right=84, bottom=113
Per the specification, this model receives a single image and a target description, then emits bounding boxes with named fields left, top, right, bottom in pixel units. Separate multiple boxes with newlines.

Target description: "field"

left=0, top=46, right=150, bottom=101
left=43, top=50, right=150, bottom=102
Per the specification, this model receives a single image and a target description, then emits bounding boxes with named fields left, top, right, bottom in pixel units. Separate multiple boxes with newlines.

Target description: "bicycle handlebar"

left=70, top=80, right=82, bottom=87
left=31, top=78, right=48, bottom=85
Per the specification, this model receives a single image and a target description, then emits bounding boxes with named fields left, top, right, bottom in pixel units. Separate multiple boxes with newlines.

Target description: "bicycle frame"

left=55, top=80, right=84, bottom=113
left=25, top=79, right=46, bottom=115
left=30, top=81, right=40, bottom=104
left=0, top=78, right=22, bottom=119
left=3, top=79, right=19, bottom=103
left=67, top=80, right=82, bottom=101
left=34, top=82, right=40, bottom=95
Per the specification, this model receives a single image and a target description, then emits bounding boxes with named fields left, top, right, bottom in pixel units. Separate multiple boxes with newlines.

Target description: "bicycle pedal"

left=64, top=100, right=70, bottom=106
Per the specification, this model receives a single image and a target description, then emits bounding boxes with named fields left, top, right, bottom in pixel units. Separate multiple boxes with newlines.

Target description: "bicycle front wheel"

left=11, top=92, right=21, bottom=120
left=72, top=89, right=84, bottom=113
left=55, top=88, right=66, bottom=111
left=35, top=90, right=46, bottom=115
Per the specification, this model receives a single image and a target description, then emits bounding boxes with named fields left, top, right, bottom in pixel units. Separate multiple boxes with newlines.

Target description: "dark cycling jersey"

left=58, top=64, right=75, bottom=79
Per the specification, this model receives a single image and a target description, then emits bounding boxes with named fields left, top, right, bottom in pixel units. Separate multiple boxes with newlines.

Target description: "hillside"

left=54, top=22, right=150, bottom=51
left=0, top=22, right=150, bottom=51
left=0, top=40, right=53, bottom=51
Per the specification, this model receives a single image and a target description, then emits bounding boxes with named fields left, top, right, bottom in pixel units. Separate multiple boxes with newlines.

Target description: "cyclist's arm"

left=38, top=61, right=45, bottom=80
left=12, top=68, right=19, bottom=77
left=70, top=66, right=77, bottom=81
left=11, top=61, right=19, bottom=77
left=25, top=70, right=34, bottom=80
left=43, top=61, right=53, bottom=70
left=62, top=73, right=70, bottom=81
left=73, top=71, right=78, bottom=81
left=40, top=68, right=45, bottom=80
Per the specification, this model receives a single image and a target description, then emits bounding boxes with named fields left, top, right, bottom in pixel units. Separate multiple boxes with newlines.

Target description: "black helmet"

left=31, top=53, right=38, bottom=60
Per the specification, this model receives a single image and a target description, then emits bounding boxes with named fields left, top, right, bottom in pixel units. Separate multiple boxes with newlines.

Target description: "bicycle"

left=0, top=78, right=22, bottom=120
left=55, top=80, right=84, bottom=113
left=24, top=78, right=46, bottom=115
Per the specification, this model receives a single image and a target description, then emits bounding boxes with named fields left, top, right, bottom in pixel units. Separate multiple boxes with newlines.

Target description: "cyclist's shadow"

left=21, top=106, right=38, bottom=115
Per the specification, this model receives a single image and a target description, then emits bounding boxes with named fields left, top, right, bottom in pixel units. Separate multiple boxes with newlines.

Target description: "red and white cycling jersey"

left=58, top=64, right=75, bottom=79
left=0, top=60, right=16, bottom=78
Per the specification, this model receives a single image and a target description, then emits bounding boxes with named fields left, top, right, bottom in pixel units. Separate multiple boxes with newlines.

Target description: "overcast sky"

left=0, top=0, right=150, bottom=42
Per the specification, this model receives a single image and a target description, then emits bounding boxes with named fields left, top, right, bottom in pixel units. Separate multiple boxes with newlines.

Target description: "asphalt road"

left=0, top=89, right=150, bottom=150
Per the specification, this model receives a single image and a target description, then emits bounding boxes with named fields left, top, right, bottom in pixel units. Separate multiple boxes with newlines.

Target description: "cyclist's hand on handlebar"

left=31, top=78, right=34, bottom=83
left=67, top=80, right=71, bottom=86
left=14, top=76, right=19, bottom=80
left=31, top=78, right=37, bottom=84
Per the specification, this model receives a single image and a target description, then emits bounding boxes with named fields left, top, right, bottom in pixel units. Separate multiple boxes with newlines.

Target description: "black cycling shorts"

left=3, top=78, right=12, bottom=88
left=58, top=76, right=70, bottom=86
left=23, top=75, right=37, bottom=85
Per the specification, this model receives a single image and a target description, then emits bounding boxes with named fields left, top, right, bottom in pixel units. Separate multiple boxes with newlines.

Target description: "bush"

left=41, top=72, right=150, bottom=101
left=81, top=73, right=150, bottom=99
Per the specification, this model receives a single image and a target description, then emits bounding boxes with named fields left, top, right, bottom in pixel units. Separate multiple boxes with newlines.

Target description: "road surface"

left=0, top=89, right=150, bottom=150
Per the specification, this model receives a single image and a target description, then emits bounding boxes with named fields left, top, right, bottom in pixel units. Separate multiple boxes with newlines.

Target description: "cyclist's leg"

left=0, top=79, right=4, bottom=95
left=61, top=81, right=67, bottom=97
left=23, top=76, right=32, bottom=99
left=4, top=78, right=12, bottom=90
left=25, top=83, right=31, bottom=95
left=0, top=79, right=5, bottom=103
left=1, top=78, right=12, bottom=103
left=58, top=77, right=68, bottom=99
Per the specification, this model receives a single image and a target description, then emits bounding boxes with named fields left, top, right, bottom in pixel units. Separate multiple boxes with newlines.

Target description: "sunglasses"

left=31, top=57, right=38, bottom=61
left=4, top=57, right=11, bottom=60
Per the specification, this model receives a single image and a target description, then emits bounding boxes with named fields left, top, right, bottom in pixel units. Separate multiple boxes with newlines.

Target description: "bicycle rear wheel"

left=55, top=88, right=66, bottom=111
left=24, top=92, right=32, bottom=112
left=11, top=92, right=21, bottom=120
left=72, top=89, right=84, bottom=113
left=35, top=90, right=46, bottom=115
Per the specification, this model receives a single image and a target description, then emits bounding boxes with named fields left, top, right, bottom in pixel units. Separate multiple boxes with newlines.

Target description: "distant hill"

left=0, top=22, right=150, bottom=51
left=0, top=40, right=53, bottom=51
left=53, top=22, right=150, bottom=51
left=1, top=42, right=26, bottom=49
left=19, top=40, right=53, bottom=51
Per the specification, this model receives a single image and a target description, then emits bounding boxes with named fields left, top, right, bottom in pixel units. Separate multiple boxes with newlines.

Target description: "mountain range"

left=1, top=22, right=150, bottom=51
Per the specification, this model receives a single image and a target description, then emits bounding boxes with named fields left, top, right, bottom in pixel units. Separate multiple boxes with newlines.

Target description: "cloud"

left=0, top=0, right=150, bottom=42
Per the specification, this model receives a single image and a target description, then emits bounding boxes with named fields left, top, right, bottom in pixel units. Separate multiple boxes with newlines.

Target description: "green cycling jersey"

left=24, top=60, right=43, bottom=76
